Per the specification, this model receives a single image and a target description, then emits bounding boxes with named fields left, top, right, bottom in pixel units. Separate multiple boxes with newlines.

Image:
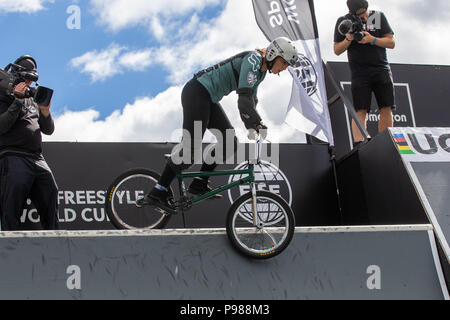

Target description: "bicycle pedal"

left=150, top=204, right=176, bottom=216
left=154, top=207, right=171, bottom=216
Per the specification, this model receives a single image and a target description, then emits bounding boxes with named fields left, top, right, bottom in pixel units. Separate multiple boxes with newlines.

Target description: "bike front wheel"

left=105, top=168, right=172, bottom=230
left=226, top=190, right=295, bottom=259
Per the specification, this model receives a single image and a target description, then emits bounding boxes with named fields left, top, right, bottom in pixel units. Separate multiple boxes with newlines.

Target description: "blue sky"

left=1, top=0, right=448, bottom=142
left=0, top=0, right=226, bottom=119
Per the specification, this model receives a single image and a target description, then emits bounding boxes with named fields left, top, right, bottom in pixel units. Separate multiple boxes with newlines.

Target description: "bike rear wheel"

left=105, top=168, right=172, bottom=230
left=226, top=190, right=295, bottom=259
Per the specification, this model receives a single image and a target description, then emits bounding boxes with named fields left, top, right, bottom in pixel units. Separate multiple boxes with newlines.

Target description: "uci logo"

left=227, top=160, right=292, bottom=206
left=408, top=133, right=450, bottom=154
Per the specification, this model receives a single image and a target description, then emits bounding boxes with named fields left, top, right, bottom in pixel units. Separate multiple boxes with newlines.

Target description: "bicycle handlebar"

left=252, top=131, right=263, bottom=164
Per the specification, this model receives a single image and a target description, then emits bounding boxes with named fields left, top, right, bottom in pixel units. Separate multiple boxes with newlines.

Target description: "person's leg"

left=351, top=109, right=368, bottom=144
left=200, top=102, right=237, bottom=173
left=29, top=159, right=59, bottom=230
left=378, top=106, right=393, bottom=133
left=351, top=76, right=372, bottom=145
left=373, top=71, right=396, bottom=134
left=0, top=156, right=34, bottom=231
left=146, top=78, right=212, bottom=211
left=188, top=102, right=238, bottom=198
left=157, top=78, right=211, bottom=190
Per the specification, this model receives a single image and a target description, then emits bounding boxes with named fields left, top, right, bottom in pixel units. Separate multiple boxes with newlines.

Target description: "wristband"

left=371, top=37, right=377, bottom=46
left=16, top=99, right=24, bottom=104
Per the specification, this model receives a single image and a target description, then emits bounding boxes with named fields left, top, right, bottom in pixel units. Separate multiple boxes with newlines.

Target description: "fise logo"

left=292, top=54, right=318, bottom=96
left=227, top=161, right=292, bottom=205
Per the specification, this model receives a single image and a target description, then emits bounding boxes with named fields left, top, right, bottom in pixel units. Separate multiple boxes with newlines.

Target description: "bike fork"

left=250, top=182, right=262, bottom=229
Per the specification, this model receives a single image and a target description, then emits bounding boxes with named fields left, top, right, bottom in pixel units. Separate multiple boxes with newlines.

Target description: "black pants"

left=159, top=78, right=238, bottom=188
left=0, top=155, right=59, bottom=231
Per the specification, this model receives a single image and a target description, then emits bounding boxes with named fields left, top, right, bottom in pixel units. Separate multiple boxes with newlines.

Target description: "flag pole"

left=323, top=61, right=371, bottom=142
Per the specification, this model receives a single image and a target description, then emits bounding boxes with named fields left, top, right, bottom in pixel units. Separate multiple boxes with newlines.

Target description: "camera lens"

left=354, top=32, right=364, bottom=42
left=338, top=19, right=353, bottom=36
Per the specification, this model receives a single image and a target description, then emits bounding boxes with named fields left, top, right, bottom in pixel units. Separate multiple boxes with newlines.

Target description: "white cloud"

left=89, top=0, right=221, bottom=37
left=70, top=43, right=125, bottom=82
left=70, top=44, right=154, bottom=82
left=118, top=49, right=153, bottom=71
left=0, top=0, right=54, bottom=13
left=52, top=0, right=450, bottom=144
left=150, top=16, right=165, bottom=41
left=47, top=86, right=184, bottom=142
left=143, top=0, right=268, bottom=85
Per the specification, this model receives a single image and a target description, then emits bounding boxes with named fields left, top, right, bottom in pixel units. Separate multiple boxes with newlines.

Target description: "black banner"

left=18, top=142, right=340, bottom=230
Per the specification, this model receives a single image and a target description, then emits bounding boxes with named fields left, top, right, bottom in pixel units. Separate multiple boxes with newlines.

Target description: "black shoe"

left=188, top=178, right=223, bottom=200
left=143, top=188, right=176, bottom=215
left=353, top=141, right=365, bottom=149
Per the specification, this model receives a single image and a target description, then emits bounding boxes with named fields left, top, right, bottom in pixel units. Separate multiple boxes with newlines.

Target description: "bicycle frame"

left=176, top=165, right=255, bottom=204
left=175, top=134, right=263, bottom=227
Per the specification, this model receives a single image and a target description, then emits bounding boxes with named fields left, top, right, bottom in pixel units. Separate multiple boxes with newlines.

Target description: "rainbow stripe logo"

left=393, top=134, right=415, bottom=154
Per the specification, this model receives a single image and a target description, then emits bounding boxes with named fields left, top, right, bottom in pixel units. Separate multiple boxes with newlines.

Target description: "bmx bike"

left=105, top=135, right=295, bottom=259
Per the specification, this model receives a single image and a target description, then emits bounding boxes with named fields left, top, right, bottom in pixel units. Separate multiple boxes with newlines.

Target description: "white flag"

left=252, top=0, right=334, bottom=145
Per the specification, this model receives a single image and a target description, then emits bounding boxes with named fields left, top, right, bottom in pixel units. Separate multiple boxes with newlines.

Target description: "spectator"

left=0, top=55, right=58, bottom=230
left=334, top=0, right=396, bottom=147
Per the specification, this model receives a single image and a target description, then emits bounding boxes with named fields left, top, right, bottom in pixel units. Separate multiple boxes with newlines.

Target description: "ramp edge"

left=0, top=224, right=433, bottom=239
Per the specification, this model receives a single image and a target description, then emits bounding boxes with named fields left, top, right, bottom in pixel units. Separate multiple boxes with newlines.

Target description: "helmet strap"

left=266, top=59, right=275, bottom=73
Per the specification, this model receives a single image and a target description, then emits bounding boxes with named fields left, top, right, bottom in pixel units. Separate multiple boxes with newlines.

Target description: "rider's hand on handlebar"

left=247, top=123, right=268, bottom=140
left=256, top=124, right=268, bottom=140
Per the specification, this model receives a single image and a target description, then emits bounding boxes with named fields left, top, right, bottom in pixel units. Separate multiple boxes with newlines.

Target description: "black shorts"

left=351, top=70, right=396, bottom=112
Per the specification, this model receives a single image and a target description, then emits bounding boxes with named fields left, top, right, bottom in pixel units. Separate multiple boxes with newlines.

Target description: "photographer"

left=0, top=55, right=58, bottom=231
left=334, top=0, right=396, bottom=147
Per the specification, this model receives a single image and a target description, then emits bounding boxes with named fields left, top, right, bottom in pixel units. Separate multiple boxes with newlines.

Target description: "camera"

left=338, top=14, right=366, bottom=42
left=0, top=61, right=53, bottom=106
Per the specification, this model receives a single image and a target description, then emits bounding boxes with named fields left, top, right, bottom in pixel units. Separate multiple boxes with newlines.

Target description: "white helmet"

left=266, top=37, right=298, bottom=67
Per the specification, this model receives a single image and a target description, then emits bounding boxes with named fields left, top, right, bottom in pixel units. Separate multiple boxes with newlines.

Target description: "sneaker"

left=143, top=188, right=176, bottom=215
left=353, top=141, right=364, bottom=149
left=188, top=178, right=223, bottom=200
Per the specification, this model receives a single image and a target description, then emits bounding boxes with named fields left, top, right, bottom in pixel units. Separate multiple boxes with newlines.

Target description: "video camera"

left=338, top=14, right=366, bottom=42
left=0, top=59, right=53, bottom=106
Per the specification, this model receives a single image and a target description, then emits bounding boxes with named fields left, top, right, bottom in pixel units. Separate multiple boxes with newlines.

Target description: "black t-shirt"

left=0, top=93, right=55, bottom=157
left=334, top=11, right=394, bottom=77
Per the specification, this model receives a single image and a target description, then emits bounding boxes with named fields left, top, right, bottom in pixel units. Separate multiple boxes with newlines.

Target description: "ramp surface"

left=0, top=226, right=447, bottom=300
left=336, top=128, right=450, bottom=281
left=390, top=128, right=450, bottom=263
left=409, top=162, right=450, bottom=262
